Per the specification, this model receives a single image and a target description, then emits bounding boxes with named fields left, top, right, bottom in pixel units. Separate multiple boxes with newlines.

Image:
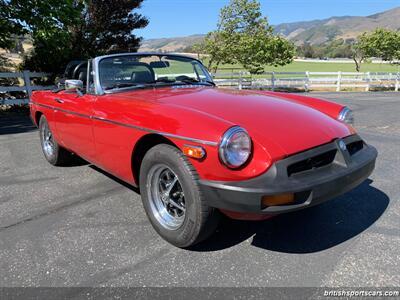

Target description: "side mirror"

left=65, top=79, right=83, bottom=92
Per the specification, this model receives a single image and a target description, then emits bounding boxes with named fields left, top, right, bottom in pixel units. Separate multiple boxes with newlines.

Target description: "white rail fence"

left=214, top=71, right=400, bottom=92
left=1, top=71, right=399, bottom=105
left=0, top=71, right=56, bottom=105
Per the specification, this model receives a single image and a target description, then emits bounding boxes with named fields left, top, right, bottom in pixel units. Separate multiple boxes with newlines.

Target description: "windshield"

left=98, top=54, right=214, bottom=92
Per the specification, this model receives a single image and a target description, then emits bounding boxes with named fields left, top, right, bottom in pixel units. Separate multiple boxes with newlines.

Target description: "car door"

left=53, top=91, right=97, bottom=162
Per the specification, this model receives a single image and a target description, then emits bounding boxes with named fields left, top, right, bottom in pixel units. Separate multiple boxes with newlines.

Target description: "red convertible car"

left=30, top=53, right=377, bottom=247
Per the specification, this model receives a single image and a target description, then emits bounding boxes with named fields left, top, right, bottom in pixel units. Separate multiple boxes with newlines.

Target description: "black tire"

left=39, top=115, right=73, bottom=166
left=139, top=144, right=220, bottom=248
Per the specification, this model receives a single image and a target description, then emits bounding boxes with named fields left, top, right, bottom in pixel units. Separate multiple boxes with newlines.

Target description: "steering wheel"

left=72, top=62, right=87, bottom=79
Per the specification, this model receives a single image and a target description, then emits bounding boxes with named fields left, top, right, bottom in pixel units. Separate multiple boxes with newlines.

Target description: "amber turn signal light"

left=183, top=145, right=206, bottom=159
left=261, top=193, right=294, bottom=208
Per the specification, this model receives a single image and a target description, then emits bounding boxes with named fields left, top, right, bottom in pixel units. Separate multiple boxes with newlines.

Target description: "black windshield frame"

left=95, top=53, right=214, bottom=94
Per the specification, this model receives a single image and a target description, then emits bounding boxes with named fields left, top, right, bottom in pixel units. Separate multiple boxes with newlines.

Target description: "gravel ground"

left=0, top=92, right=399, bottom=288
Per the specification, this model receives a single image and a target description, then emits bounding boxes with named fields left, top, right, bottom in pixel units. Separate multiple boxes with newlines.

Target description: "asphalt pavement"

left=0, top=92, right=399, bottom=288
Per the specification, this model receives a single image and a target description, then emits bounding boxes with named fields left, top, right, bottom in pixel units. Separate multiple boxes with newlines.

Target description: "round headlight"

left=338, top=107, right=354, bottom=125
left=219, top=126, right=252, bottom=169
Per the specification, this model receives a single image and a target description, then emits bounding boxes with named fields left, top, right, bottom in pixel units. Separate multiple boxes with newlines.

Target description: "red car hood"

left=117, top=87, right=351, bottom=156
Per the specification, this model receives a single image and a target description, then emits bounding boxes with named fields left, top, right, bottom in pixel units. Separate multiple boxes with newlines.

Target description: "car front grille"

left=287, top=149, right=337, bottom=177
left=286, top=137, right=365, bottom=177
left=347, top=140, right=364, bottom=156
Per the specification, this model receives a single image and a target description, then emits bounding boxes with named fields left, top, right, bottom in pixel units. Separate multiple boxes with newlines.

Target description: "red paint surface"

left=31, top=87, right=351, bottom=185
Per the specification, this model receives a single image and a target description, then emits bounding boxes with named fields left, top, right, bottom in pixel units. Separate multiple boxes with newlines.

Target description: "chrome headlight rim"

left=219, top=126, right=252, bottom=169
left=338, top=106, right=354, bottom=125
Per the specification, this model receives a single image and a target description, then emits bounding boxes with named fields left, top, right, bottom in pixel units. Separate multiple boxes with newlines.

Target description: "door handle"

left=55, top=98, right=64, bottom=104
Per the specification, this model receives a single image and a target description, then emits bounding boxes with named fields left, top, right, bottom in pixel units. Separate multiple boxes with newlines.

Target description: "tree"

left=8, top=0, right=148, bottom=74
left=22, top=27, right=78, bottom=75
left=364, top=28, right=400, bottom=61
left=297, top=43, right=315, bottom=58
left=351, top=41, right=369, bottom=72
left=5, top=0, right=84, bottom=73
left=237, top=33, right=294, bottom=74
left=297, top=39, right=353, bottom=60
left=0, top=0, right=27, bottom=69
left=200, top=31, right=234, bottom=73
left=200, top=0, right=295, bottom=74
left=11, top=38, right=25, bottom=54
left=72, top=0, right=149, bottom=57
left=352, top=28, right=400, bottom=72
left=0, top=0, right=22, bottom=50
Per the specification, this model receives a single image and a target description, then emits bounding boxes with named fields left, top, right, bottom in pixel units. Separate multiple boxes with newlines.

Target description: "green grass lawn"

left=203, top=60, right=400, bottom=74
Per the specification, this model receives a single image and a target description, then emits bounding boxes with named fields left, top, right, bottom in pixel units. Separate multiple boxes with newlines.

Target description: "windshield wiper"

left=104, top=83, right=147, bottom=91
left=177, top=78, right=215, bottom=86
left=155, top=77, right=176, bottom=84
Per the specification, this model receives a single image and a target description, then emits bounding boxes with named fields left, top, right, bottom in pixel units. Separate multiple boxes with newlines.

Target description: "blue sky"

left=136, top=0, right=400, bottom=39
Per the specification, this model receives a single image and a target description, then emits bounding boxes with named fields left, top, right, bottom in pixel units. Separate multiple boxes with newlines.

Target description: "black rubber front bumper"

left=199, top=135, right=377, bottom=215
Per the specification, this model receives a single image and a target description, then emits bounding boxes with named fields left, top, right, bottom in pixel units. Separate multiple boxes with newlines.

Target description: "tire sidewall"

left=140, top=145, right=203, bottom=247
left=39, top=116, right=58, bottom=165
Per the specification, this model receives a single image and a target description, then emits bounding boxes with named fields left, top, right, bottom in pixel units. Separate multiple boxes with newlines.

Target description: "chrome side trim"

left=92, top=116, right=217, bottom=146
left=33, top=102, right=92, bottom=119
left=31, top=102, right=218, bottom=146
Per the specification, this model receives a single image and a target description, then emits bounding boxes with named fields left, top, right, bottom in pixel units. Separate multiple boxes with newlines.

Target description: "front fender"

left=257, top=91, right=344, bottom=120
left=143, top=103, right=274, bottom=181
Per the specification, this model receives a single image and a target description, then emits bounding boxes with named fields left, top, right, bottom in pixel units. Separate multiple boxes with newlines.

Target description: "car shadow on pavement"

left=0, top=115, right=37, bottom=135
left=89, top=165, right=140, bottom=194
left=192, top=179, right=389, bottom=253
left=62, top=155, right=91, bottom=167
